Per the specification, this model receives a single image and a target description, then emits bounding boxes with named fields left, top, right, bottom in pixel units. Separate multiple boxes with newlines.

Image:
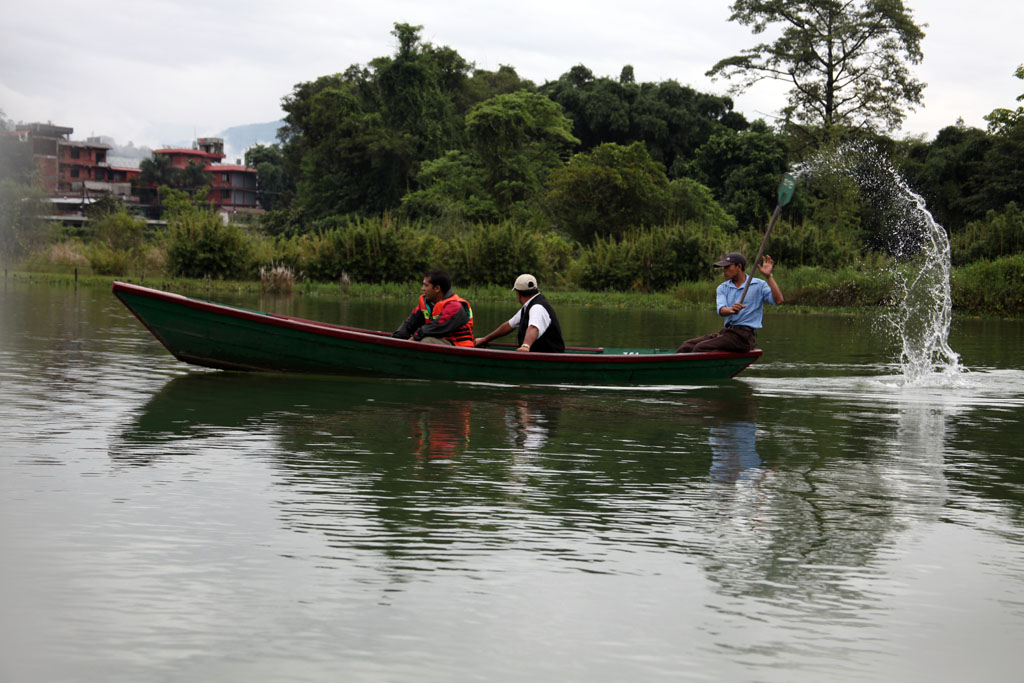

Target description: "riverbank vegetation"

left=3, top=18, right=1023, bottom=317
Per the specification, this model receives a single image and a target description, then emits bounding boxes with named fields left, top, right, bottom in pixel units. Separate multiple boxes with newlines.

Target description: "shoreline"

left=5, top=269, right=1014, bottom=320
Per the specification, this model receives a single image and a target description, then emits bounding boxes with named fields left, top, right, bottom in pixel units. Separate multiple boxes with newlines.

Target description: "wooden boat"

left=112, top=281, right=761, bottom=385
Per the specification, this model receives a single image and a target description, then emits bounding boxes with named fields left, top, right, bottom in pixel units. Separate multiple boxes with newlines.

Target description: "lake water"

left=3, top=281, right=1024, bottom=682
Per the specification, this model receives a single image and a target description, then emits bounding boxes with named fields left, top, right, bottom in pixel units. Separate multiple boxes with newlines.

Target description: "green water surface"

left=2, top=282, right=1023, bottom=682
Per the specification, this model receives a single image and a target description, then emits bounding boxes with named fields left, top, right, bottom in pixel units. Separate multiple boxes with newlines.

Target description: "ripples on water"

left=3, top=286, right=1024, bottom=682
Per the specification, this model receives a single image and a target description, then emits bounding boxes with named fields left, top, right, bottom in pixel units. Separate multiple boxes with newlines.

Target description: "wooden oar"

left=739, top=173, right=797, bottom=304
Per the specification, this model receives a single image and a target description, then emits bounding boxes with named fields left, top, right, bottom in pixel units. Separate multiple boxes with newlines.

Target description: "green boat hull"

left=113, top=282, right=760, bottom=385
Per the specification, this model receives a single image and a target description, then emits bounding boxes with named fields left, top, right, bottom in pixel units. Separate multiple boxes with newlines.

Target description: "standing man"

left=392, top=269, right=475, bottom=346
left=677, top=252, right=783, bottom=353
left=475, top=274, right=565, bottom=353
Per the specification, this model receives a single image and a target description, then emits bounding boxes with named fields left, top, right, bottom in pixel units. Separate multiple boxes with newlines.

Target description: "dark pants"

left=677, top=326, right=756, bottom=353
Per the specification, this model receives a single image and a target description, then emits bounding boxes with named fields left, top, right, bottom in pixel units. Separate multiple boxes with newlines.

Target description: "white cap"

left=513, top=274, right=538, bottom=291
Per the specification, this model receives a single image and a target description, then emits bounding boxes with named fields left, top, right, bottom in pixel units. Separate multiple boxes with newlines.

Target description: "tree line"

left=243, top=17, right=1022, bottom=267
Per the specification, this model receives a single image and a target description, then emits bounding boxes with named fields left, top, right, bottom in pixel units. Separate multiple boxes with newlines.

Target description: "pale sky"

left=1, top=0, right=1021, bottom=149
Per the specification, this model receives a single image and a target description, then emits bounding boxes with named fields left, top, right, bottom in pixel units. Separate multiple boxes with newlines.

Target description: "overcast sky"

left=2, top=0, right=1021, bottom=149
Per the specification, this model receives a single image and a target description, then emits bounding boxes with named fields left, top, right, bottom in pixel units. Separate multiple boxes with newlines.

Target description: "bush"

left=533, top=232, right=576, bottom=288
left=667, top=177, right=737, bottom=233
left=951, top=202, right=1024, bottom=265
left=166, top=208, right=252, bottom=279
left=782, top=265, right=894, bottom=306
left=451, top=222, right=545, bottom=286
left=22, top=239, right=90, bottom=272
left=736, top=219, right=861, bottom=269
left=544, top=142, right=674, bottom=243
left=260, top=263, right=297, bottom=293
left=0, top=179, right=50, bottom=262
left=952, top=253, right=1024, bottom=316
left=90, top=211, right=145, bottom=252
left=85, top=243, right=133, bottom=276
left=576, top=223, right=729, bottom=292
left=294, top=215, right=442, bottom=284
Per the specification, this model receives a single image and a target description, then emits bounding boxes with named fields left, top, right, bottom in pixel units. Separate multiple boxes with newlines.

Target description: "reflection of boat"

left=112, top=282, right=760, bottom=385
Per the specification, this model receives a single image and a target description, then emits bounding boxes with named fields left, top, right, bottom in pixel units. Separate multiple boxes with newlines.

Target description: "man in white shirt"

left=474, top=274, right=566, bottom=353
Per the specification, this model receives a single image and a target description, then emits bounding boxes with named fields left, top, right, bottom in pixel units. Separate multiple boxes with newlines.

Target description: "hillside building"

left=14, top=123, right=261, bottom=222
left=153, top=137, right=260, bottom=217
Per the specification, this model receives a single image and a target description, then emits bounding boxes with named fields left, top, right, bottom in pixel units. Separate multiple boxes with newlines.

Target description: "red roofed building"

left=207, top=164, right=259, bottom=213
left=152, top=138, right=225, bottom=169
left=152, top=137, right=260, bottom=215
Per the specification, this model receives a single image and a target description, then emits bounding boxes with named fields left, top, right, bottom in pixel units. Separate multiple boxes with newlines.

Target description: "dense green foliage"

left=545, top=142, right=676, bottom=242
left=6, top=25, right=1024, bottom=317
left=575, top=223, right=729, bottom=292
left=84, top=209, right=146, bottom=275
left=984, top=64, right=1024, bottom=135
left=245, top=143, right=295, bottom=211
left=951, top=203, right=1024, bottom=265
left=0, top=111, right=36, bottom=186
left=539, top=65, right=748, bottom=175
left=281, top=216, right=440, bottom=284
left=401, top=91, right=579, bottom=224
left=952, top=254, right=1024, bottom=316
left=0, top=112, right=48, bottom=262
left=165, top=191, right=252, bottom=279
left=688, top=121, right=789, bottom=226
left=277, top=23, right=535, bottom=221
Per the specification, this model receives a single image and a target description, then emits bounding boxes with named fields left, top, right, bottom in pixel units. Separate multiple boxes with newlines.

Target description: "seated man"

left=474, top=273, right=565, bottom=353
left=677, top=252, right=783, bottom=353
left=392, top=269, right=474, bottom=346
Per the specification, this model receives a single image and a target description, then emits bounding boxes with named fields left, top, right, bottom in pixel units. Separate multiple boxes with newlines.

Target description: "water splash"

left=793, top=143, right=964, bottom=385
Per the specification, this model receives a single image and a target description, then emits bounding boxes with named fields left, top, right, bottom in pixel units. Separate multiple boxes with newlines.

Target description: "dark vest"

left=516, top=293, right=565, bottom=353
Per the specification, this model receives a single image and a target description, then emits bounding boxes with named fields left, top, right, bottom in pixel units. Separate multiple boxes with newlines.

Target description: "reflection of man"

left=709, top=420, right=762, bottom=484
left=474, top=274, right=565, bottom=353
left=505, top=400, right=549, bottom=451
left=413, top=402, right=472, bottom=459
left=392, top=270, right=474, bottom=346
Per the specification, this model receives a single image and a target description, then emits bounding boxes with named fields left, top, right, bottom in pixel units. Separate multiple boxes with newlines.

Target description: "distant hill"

left=217, top=121, right=284, bottom=162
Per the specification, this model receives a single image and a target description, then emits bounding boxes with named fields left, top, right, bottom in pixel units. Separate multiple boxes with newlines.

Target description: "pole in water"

left=740, top=173, right=797, bottom=304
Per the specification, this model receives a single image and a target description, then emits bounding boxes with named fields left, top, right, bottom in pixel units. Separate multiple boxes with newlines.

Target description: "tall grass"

left=12, top=208, right=1024, bottom=316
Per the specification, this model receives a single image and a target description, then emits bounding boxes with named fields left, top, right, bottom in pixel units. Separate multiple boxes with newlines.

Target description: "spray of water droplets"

left=792, top=142, right=964, bottom=385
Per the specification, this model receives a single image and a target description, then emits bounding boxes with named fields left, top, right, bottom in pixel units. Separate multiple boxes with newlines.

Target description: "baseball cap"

left=512, top=273, right=538, bottom=291
left=713, top=252, right=747, bottom=269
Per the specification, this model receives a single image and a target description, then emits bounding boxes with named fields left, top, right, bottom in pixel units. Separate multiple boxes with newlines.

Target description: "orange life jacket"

left=416, top=293, right=475, bottom=346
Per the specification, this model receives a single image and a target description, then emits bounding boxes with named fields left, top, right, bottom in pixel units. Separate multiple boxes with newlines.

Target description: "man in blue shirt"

left=677, top=252, right=784, bottom=353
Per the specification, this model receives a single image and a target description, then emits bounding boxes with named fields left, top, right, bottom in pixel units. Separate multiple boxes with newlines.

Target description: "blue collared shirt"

left=716, top=276, right=776, bottom=329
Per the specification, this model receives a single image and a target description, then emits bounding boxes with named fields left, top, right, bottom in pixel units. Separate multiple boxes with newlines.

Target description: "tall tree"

left=245, top=143, right=294, bottom=211
left=180, top=160, right=212, bottom=195
left=0, top=111, right=36, bottom=185
left=465, top=91, right=579, bottom=214
left=984, top=64, right=1024, bottom=135
left=896, top=124, right=992, bottom=231
left=541, top=66, right=746, bottom=175
left=138, top=154, right=181, bottom=189
left=707, top=0, right=926, bottom=139
left=402, top=91, right=578, bottom=223
left=544, top=142, right=673, bottom=242
left=278, top=23, right=492, bottom=219
left=688, top=121, right=789, bottom=228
